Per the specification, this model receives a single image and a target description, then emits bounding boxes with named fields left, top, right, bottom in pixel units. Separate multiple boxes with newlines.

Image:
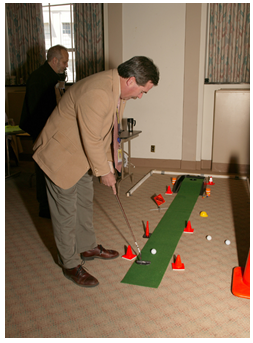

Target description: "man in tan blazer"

left=33, top=56, right=159, bottom=288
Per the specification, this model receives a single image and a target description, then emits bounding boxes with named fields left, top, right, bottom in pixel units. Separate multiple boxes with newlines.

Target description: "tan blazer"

left=33, top=69, right=126, bottom=189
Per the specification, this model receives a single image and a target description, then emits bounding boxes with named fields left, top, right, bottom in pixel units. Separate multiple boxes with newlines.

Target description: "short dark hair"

left=117, top=56, right=159, bottom=86
left=47, top=45, right=67, bottom=62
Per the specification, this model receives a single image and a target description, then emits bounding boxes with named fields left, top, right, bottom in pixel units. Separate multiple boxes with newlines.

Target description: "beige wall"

left=181, top=3, right=201, bottom=168
left=212, top=89, right=250, bottom=174
left=121, top=3, right=186, bottom=161
left=105, top=3, right=250, bottom=172
left=105, top=3, right=123, bottom=70
left=202, top=83, right=250, bottom=163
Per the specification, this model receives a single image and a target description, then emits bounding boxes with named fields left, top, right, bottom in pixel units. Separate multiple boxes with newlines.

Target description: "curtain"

left=208, top=3, right=250, bottom=83
left=6, top=3, right=46, bottom=84
left=73, top=3, right=104, bottom=81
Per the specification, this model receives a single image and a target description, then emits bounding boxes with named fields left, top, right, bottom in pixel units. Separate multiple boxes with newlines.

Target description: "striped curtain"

left=73, top=3, right=104, bottom=81
left=208, top=3, right=250, bottom=83
left=6, top=3, right=46, bottom=84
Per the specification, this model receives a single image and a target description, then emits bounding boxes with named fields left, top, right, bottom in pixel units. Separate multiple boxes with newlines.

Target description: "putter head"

left=135, top=259, right=151, bottom=265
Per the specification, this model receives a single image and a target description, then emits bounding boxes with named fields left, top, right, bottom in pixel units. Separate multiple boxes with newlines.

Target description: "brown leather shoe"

left=63, top=264, right=99, bottom=287
left=81, top=244, right=119, bottom=261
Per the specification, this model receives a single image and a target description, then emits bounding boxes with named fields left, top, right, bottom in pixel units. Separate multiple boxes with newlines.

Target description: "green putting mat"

left=121, top=177, right=204, bottom=288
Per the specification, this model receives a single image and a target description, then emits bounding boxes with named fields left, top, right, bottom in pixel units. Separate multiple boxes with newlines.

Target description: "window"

left=42, top=3, right=75, bottom=83
left=62, top=22, right=71, bottom=34
left=62, top=22, right=74, bottom=47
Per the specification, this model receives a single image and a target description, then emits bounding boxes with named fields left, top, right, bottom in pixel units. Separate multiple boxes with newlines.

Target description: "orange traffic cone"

left=232, top=250, right=250, bottom=299
left=143, top=221, right=152, bottom=238
left=172, top=177, right=177, bottom=185
left=184, top=220, right=194, bottom=234
left=165, top=186, right=173, bottom=195
left=122, top=245, right=137, bottom=261
left=172, top=255, right=185, bottom=270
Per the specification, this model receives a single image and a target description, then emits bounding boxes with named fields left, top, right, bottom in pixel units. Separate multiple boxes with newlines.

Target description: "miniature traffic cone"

left=165, top=185, right=173, bottom=195
left=172, top=177, right=177, bottom=185
left=122, top=245, right=137, bottom=261
left=206, top=188, right=211, bottom=197
left=184, top=220, right=194, bottom=234
left=232, top=250, right=250, bottom=299
left=208, top=176, right=215, bottom=185
left=143, top=221, right=152, bottom=238
left=172, top=255, right=185, bottom=271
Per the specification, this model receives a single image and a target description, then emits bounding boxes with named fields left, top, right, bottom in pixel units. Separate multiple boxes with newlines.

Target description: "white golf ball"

left=151, top=248, right=157, bottom=254
left=206, top=235, right=212, bottom=241
left=225, top=240, right=231, bottom=245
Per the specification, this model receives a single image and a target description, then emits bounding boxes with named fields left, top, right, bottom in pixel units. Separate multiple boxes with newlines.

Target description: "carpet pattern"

left=5, top=162, right=250, bottom=338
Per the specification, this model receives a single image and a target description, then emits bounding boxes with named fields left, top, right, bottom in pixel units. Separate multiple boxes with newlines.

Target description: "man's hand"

left=101, top=172, right=117, bottom=195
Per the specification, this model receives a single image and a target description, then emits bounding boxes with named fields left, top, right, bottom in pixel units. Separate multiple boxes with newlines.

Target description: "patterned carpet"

left=5, top=161, right=250, bottom=338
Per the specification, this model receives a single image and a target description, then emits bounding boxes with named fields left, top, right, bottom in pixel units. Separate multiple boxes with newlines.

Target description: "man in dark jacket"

left=20, top=44, right=69, bottom=218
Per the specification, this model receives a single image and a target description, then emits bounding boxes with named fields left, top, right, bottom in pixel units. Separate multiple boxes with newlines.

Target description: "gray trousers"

left=45, top=171, right=97, bottom=269
left=35, top=162, right=49, bottom=212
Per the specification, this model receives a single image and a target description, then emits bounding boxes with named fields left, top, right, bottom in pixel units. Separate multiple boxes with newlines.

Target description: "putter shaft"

left=115, top=194, right=142, bottom=259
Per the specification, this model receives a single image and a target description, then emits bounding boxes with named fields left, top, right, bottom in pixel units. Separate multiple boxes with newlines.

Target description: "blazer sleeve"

left=75, top=89, right=113, bottom=177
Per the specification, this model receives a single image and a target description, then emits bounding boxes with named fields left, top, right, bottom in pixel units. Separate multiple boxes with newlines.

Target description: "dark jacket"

left=20, top=61, right=59, bottom=141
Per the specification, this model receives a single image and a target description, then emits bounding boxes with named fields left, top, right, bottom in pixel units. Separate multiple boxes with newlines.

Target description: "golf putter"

left=115, top=193, right=151, bottom=265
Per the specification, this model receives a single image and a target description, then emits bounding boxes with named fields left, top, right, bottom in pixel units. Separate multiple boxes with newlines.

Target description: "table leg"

left=128, top=140, right=131, bottom=181
left=121, top=140, right=124, bottom=180
left=5, top=135, right=11, bottom=178
left=5, top=135, right=20, bottom=179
